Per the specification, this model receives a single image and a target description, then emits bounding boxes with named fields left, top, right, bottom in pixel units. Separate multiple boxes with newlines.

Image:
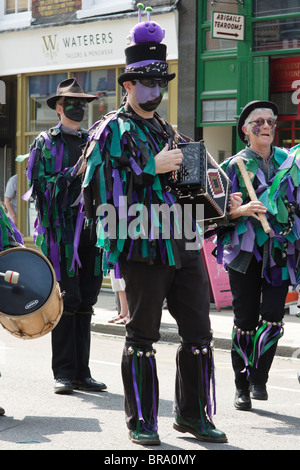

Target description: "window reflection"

left=73, top=70, right=116, bottom=129
left=270, top=92, right=298, bottom=115
left=202, top=99, right=236, bottom=122
left=28, top=73, right=67, bottom=132
left=28, top=70, right=118, bottom=133
left=253, top=0, right=300, bottom=17
left=205, top=0, right=237, bottom=50
left=253, top=18, right=300, bottom=52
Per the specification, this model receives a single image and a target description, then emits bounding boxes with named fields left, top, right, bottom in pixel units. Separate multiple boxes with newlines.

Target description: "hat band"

left=125, top=62, right=169, bottom=75
left=126, top=59, right=164, bottom=68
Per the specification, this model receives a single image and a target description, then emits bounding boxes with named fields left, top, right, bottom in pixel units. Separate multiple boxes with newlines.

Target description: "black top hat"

left=118, top=5, right=175, bottom=86
left=46, top=78, right=97, bottom=109
left=237, top=100, right=279, bottom=143
left=118, top=42, right=175, bottom=85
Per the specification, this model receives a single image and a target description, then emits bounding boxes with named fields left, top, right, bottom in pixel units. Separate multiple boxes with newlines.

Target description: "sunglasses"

left=135, top=79, right=168, bottom=89
left=63, top=99, right=87, bottom=107
left=248, top=118, right=277, bottom=128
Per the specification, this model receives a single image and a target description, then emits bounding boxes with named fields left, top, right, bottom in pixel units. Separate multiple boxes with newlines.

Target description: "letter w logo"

left=42, top=35, right=58, bottom=60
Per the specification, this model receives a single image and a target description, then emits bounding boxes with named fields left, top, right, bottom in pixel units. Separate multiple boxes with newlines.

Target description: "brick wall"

left=32, top=0, right=82, bottom=20
left=31, top=0, right=177, bottom=22
left=148, top=1, right=175, bottom=6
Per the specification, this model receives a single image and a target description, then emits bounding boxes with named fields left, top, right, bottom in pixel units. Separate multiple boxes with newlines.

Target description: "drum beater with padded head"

left=0, top=270, right=19, bottom=284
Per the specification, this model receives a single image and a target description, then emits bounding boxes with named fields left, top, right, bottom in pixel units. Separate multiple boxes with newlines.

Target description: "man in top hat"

left=82, top=6, right=228, bottom=446
left=27, top=78, right=106, bottom=395
left=217, top=100, right=300, bottom=410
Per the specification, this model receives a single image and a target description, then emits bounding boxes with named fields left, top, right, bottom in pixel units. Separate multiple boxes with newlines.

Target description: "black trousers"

left=228, top=257, right=289, bottom=389
left=52, top=228, right=102, bottom=380
left=119, top=240, right=213, bottom=431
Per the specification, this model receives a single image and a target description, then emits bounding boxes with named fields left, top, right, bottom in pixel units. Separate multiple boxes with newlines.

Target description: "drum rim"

left=0, top=246, right=57, bottom=318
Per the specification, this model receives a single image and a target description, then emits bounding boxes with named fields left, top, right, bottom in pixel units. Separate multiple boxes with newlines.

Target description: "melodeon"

left=166, top=141, right=231, bottom=224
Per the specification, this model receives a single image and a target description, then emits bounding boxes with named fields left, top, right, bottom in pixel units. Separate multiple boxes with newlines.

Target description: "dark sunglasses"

left=135, top=79, right=168, bottom=89
left=64, top=99, right=87, bottom=107
left=248, top=117, right=277, bottom=128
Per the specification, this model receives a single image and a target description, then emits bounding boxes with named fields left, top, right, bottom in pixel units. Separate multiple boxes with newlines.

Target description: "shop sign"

left=1, top=13, right=177, bottom=75
left=270, top=57, right=300, bottom=92
left=212, top=11, right=245, bottom=41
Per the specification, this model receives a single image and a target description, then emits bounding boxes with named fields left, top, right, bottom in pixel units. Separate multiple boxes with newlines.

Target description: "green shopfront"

left=196, top=0, right=300, bottom=161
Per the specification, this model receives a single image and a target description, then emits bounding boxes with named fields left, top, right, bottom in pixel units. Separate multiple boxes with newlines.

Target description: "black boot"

left=234, top=389, right=252, bottom=411
left=249, top=384, right=268, bottom=400
left=174, top=342, right=227, bottom=443
left=121, top=344, right=160, bottom=446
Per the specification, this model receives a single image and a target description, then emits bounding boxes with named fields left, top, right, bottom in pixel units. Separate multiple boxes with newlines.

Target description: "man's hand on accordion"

left=155, top=144, right=183, bottom=174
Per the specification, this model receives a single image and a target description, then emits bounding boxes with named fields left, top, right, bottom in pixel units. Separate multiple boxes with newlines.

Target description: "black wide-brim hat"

left=237, top=100, right=279, bottom=143
left=46, top=78, right=97, bottom=109
left=118, top=42, right=175, bottom=85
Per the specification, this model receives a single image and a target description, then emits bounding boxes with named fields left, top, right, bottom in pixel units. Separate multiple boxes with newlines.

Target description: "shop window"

left=0, top=0, right=31, bottom=30
left=206, top=0, right=238, bottom=21
left=73, top=70, right=117, bottom=128
left=27, top=70, right=118, bottom=134
left=253, top=18, right=300, bottom=51
left=270, top=92, right=298, bottom=116
left=27, top=74, right=68, bottom=133
left=77, top=0, right=135, bottom=19
left=5, top=0, right=31, bottom=14
left=253, top=0, right=300, bottom=17
left=205, top=30, right=237, bottom=51
left=202, top=99, right=236, bottom=122
left=275, top=120, right=300, bottom=147
left=205, top=0, right=237, bottom=51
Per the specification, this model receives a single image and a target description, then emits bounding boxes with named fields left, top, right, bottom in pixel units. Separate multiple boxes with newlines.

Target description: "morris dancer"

left=0, top=200, right=23, bottom=415
left=82, top=5, right=230, bottom=446
left=27, top=78, right=106, bottom=395
left=217, top=100, right=300, bottom=410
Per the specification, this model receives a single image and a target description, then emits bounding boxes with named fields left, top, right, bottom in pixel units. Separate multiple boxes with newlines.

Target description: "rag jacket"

left=26, top=122, right=89, bottom=281
left=82, top=106, right=199, bottom=276
left=0, top=204, right=23, bottom=251
left=217, top=144, right=300, bottom=287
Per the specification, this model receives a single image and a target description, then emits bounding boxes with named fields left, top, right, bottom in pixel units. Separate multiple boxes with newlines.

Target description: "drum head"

left=0, top=248, right=54, bottom=316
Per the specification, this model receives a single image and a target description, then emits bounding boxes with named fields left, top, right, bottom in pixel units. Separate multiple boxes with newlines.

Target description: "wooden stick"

left=236, top=157, right=271, bottom=234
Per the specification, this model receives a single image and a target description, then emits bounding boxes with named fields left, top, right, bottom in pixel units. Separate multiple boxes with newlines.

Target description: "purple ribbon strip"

left=70, top=201, right=85, bottom=272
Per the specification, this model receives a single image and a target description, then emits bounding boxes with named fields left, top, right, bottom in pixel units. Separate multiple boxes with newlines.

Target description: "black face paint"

left=139, top=94, right=163, bottom=112
left=63, top=99, right=86, bottom=122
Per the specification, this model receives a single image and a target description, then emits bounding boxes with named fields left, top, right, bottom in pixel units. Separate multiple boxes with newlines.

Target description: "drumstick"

left=0, top=270, right=19, bottom=284
left=236, top=158, right=271, bottom=234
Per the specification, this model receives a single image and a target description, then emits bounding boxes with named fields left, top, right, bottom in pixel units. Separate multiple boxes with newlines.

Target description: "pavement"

left=92, top=288, right=300, bottom=359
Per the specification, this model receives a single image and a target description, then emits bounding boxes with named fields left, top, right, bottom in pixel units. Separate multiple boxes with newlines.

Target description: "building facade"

left=2, top=0, right=300, bottom=242
left=178, top=0, right=300, bottom=162
left=0, top=0, right=179, bottom=242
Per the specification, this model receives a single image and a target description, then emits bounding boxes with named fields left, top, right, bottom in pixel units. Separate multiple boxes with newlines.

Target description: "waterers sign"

left=1, top=13, right=177, bottom=75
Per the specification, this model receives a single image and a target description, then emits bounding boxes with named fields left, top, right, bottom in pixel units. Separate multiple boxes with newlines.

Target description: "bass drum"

left=0, top=247, right=63, bottom=339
